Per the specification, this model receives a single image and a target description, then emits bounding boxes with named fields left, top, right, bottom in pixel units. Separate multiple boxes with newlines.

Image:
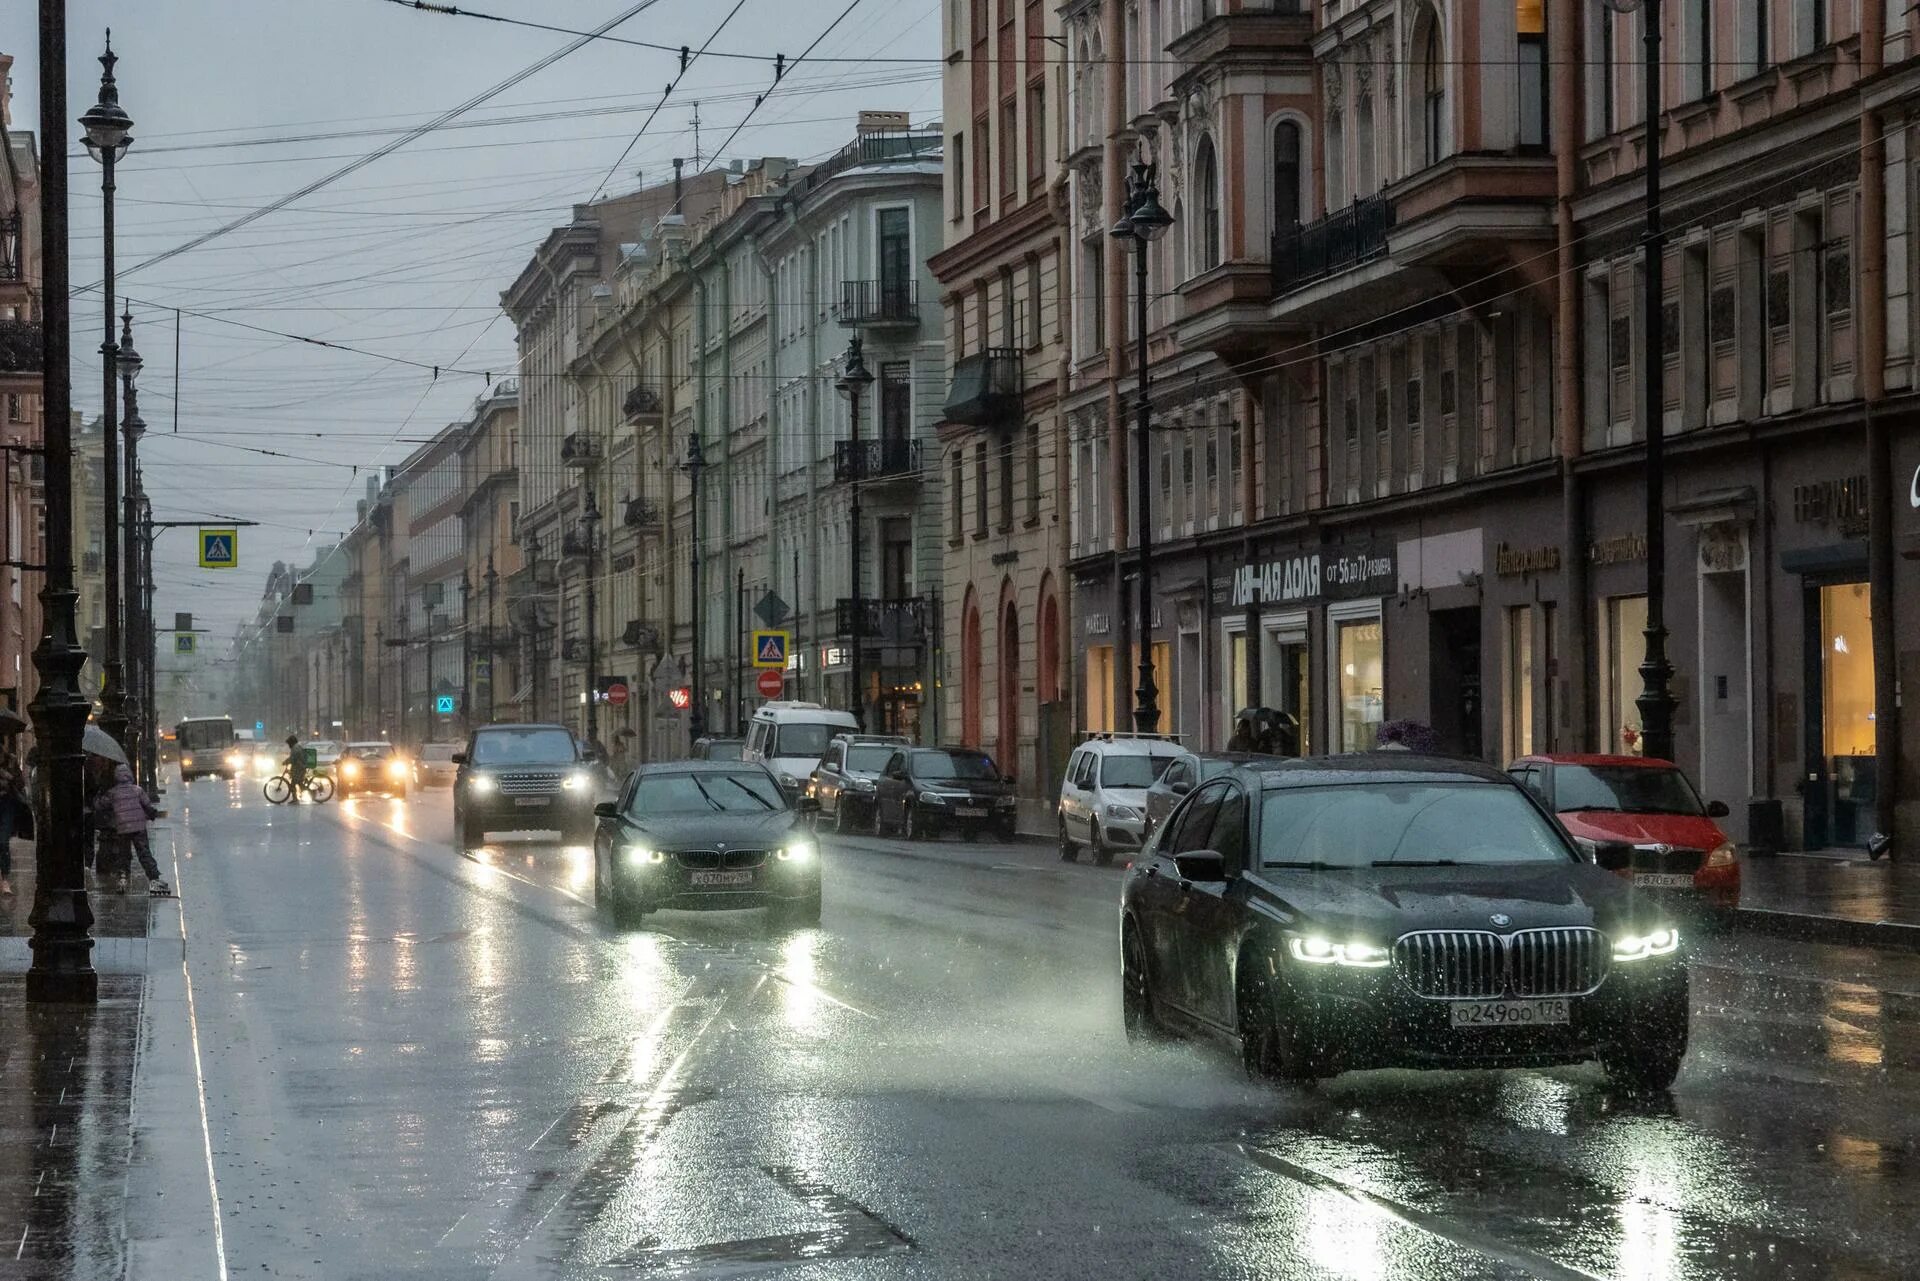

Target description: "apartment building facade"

left=0, top=55, right=45, bottom=712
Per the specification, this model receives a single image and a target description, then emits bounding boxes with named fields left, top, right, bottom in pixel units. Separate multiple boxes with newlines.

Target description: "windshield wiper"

left=713, top=776, right=777, bottom=809
left=1371, top=859, right=1460, bottom=867
left=1265, top=860, right=1341, bottom=870
left=688, top=777, right=727, bottom=812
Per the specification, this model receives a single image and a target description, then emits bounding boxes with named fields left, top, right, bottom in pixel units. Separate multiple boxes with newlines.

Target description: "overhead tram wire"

left=693, top=0, right=870, bottom=182
left=587, top=0, right=754, bottom=203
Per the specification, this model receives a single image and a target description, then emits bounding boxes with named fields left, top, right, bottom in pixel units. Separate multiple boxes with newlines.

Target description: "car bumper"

left=463, top=796, right=593, bottom=833
left=615, top=859, right=820, bottom=910
left=1101, top=819, right=1145, bottom=849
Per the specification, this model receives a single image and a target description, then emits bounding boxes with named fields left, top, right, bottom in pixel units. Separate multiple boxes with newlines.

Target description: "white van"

left=744, top=701, right=861, bottom=801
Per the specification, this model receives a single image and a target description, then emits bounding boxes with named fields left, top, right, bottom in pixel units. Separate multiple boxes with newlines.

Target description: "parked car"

left=304, top=740, right=345, bottom=775
left=1121, top=754, right=1691, bottom=1091
left=873, top=746, right=1018, bottom=841
left=591, top=762, right=821, bottom=926
left=1058, top=736, right=1182, bottom=865
left=335, top=741, right=409, bottom=799
left=413, top=742, right=461, bottom=788
left=452, top=723, right=598, bottom=848
left=1508, top=753, right=1740, bottom=910
left=808, top=734, right=909, bottom=833
left=691, top=736, right=747, bottom=762
left=1143, top=751, right=1270, bottom=838
left=743, top=702, right=860, bottom=802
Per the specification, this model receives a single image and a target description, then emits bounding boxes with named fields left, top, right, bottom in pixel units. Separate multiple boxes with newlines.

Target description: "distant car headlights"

left=225, top=751, right=245, bottom=771
left=1106, top=804, right=1143, bottom=823
left=622, top=843, right=665, bottom=866
left=562, top=770, right=592, bottom=792
left=776, top=839, right=816, bottom=863
left=1286, top=935, right=1391, bottom=968
left=1705, top=841, right=1737, bottom=869
left=341, top=761, right=362, bottom=780
left=181, top=755, right=195, bottom=770
left=468, top=774, right=496, bottom=795
left=387, top=759, right=409, bottom=779
left=1612, top=926, right=1680, bottom=962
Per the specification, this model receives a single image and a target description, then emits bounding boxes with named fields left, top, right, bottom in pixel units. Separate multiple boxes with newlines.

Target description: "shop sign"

left=1494, top=543, right=1562, bottom=578
left=1226, top=553, right=1320, bottom=607
left=1223, top=542, right=1397, bottom=607
left=1793, top=475, right=1868, bottom=536
left=1323, top=545, right=1397, bottom=600
left=1588, top=533, right=1648, bottom=566
left=1084, top=612, right=1111, bottom=636
left=820, top=645, right=850, bottom=672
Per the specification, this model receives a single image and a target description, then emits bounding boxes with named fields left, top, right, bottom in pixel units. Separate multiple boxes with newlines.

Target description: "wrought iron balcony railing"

left=835, top=596, right=933, bottom=644
left=559, top=432, right=600, bottom=467
left=0, top=319, right=42, bottom=375
left=1270, top=193, right=1395, bottom=296
left=836, top=279, right=919, bottom=327
left=941, top=347, right=1023, bottom=427
left=832, top=438, right=920, bottom=483
left=623, top=383, right=664, bottom=422
left=622, top=495, right=663, bottom=528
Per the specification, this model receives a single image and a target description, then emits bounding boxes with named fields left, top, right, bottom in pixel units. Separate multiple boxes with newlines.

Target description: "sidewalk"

left=1731, top=851, right=1920, bottom=951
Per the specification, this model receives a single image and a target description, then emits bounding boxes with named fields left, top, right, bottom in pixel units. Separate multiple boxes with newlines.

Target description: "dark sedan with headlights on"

left=591, top=763, right=822, bottom=927
left=1121, top=755, right=1690, bottom=1092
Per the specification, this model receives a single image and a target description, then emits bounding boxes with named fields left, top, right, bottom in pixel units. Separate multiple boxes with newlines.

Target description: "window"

left=1688, top=0, right=1713, bottom=100
left=1326, top=111, right=1345, bottom=209
left=1088, top=238, right=1105, bottom=351
left=879, top=362, right=911, bottom=445
left=1272, top=121, right=1303, bottom=234
left=1025, top=430, right=1041, bottom=523
left=1418, top=13, right=1446, bottom=165
left=1821, top=582, right=1875, bottom=759
left=1599, top=594, right=1647, bottom=754
left=974, top=441, right=989, bottom=534
left=1333, top=614, right=1383, bottom=751
left=953, top=131, right=966, bottom=220
left=880, top=517, right=912, bottom=599
left=1259, top=784, right=1573, bottom=869
left=1000, top=98, right=1018, bottom=197
left=951, top=450, right=965, bottom=541
left=972, top=117, right=990, bottom=213
left=1599, top=10, right=1615, bottom=134
left=1027, top=83, right=1046, bottom=193
left=1026, top=258, right=1043, bottom=350
left=1517, top=0, right=1547, bottom=147
left=1505, top=605, right=1534, bottom=759
left=1167, top=782, right=1226, bottom=855
left=877, top=207, right=911, bottom=312
left=1195, top=137, right=1221, bottom=270
left=999, top=436, right=1015, bottom=531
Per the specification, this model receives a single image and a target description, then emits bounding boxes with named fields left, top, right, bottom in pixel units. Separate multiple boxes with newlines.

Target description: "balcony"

left=0, top=318, right=42, bottom=376
left=832, top=438, right=920, bottom=483
left=559, top=432, right=600, bottom=468
left=561, top=638, right=585, bottom=663
left=836, top=279, right=919, bottom=328
left=620, top=619, right=662, bottom=652
left=941, top=347, right=1023, bottom=427
left=835, top=596, right=933, bottom=644
left=623, top=383, right=663, bottom=424
left=622, top=495, right=663, bottom=528
left=0, top=213, right=20, bottom=282
left=1271, top=194, right=1394, bottom=297
left=560, top=527, right=596, bottom=558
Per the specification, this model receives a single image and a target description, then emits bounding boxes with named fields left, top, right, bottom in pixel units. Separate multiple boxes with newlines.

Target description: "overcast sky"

left=2, top=0, right=940, bottom=651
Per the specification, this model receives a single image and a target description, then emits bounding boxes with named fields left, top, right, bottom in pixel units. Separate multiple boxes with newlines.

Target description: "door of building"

left=1802, top=578, right=1876, bottom=849
left=1429, top=607, right=1483, bottom=758
left=1696, top=529, right=1752, bottom=840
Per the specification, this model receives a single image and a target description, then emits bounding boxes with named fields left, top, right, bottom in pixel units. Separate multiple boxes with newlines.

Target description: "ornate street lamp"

left=483, top=553, right=499, bottom=723
left=579, top=494, right=602, bottom=745
left=1109, top=160, right=1173, bottom=735
left=118, top=308, right=145, bottom=784
left=834, top=337, right=874, bottom=731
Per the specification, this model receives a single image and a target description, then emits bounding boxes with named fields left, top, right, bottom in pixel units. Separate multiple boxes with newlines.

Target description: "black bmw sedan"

left=592, top=763, right=822, bottom=927
left=1121, top=754, right=1690, bottom=1091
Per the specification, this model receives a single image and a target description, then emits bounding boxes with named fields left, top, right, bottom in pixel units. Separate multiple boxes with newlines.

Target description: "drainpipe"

left=1552, top=0, right=1587, bottom=753
left=1858, top=0, right=1896, bottom=857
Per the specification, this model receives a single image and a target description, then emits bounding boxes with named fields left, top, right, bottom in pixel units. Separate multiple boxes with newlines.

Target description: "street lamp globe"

left=118, top=309, right=142, bottom=388
left=79, top=36, right=134, bottom=163
left=1124, top=160, right=1174, bottom=243
left=834, top=336, right=874, bottom=398
left=124, top=409, right=146, bottom=441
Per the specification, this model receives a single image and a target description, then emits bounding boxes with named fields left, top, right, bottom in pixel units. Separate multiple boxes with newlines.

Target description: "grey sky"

left=2, top=0, right=941, bottom=644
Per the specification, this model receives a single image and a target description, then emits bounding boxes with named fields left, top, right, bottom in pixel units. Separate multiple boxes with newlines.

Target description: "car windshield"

left=305, top=740, right=340, bottom=757
left=701, top=741, right=745, bottom=762
left=1260, top=782, right=1575, bottom=868
left=1553, top=764, right=1706, bottom=816
left=629, top=771, right=785, bottom=815
left=421, top=744, right=458, bottom=762
left=910, top=750, right=998, bottom=781
left=1100, top=754, right=1176, bottom=788
left=847, top=745, right=896, bottom=773
left=348, top=745, right=393, bottom=760
left=469, top=728, right=578, bottom=767
left=770, top=723, right=843, bottom=758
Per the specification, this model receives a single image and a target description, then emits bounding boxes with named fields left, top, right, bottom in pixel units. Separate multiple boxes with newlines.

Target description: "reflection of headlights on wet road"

left=1613, top=927, right=1680, bottom=962
left=468, top=775, right=495, bottom=795
left=622, top=844, right=664, bottom=865
left=562, top=770, right=592, bottom=792
left=1287, top=935, right=1390, bottom=968
left=777, top=840, right=815, bottom=863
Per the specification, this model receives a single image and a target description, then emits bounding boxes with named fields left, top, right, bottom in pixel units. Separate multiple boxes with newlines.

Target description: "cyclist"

left=283, top=734, right=307, bottom=791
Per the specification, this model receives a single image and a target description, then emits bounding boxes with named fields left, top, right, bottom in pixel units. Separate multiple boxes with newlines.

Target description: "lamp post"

left=138, top=492, right=156, bottom=795
left=683, top=433, right=707, bottom=746
left=117, top=308, right=144, bottom=783
left=459, top=568, right=471, bottom=735
left=484, top=553, right=499, bottom=723
left=580, top=494, right=601, bottom=745
left=27, top=0, right=99, bottom=1003
left=80, top=33, right=133, bottom=752
left=1108, top=160, right=1173, bottom=735
left=834, top=337, right=874, bottom=731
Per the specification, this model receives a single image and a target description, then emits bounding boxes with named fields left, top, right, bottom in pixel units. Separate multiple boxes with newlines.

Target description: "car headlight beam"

left=1705, top=841, right=1736, bottom=869
left=777, top=840, right=816, bottom=863
left=622, top=844, right=665, bottom=865
left=1612, top=926, right=1681, bottom=962
left=387, top=760, right=408, bottom=778
left=1286, top=935, right=1390, bottom=968
left=469, top=774, right=495, bottom=795
left=341, top=761, right=361, bottom=779
left=561, top=770, right=592, bottom=792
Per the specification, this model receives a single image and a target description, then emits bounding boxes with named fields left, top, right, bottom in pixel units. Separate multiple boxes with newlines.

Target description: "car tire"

left=1058, top=818, right=1077, bottom=862
left=833, top=800, right=849, bottom=835
left=613, top=889, right=650, bottom=928
left=1236, top=960, right=1319, bottom=1084
left=1600, top=982, right=1689, bottom=1094
left=1121, top=921, right=1166, bottom=1042
left=903, top=805, right=922, bottom=841
left=1093, top=830, right=1114, bottom=867
left=770, top=892, right=822, bottom=929
left=459, top=812, right=485, bottom=850
left=592, top=853, right=606, bottom=905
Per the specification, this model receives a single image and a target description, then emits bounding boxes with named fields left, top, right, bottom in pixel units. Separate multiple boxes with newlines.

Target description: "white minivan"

left=743, top=701, right=861, bottom=801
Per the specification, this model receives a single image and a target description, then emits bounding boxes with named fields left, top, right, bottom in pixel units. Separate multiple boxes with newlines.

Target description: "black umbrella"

left=0, top=708, right=25, bottom=734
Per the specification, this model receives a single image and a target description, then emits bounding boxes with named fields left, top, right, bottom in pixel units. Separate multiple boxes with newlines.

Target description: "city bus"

left=175, top=716, right=238, bottom=782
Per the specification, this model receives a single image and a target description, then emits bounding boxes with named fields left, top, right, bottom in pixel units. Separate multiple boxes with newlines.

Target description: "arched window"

left=1272, top=120, right=1303, bottom=233
left=1415, top=9, right=1447, bottom=167
left=998, top=590, right=1020, bottom=776
left=961, top=590, right=982, bottom=747
left=1355, top=93, right=1375, bottom=196
left=1195, top=136, right=1221, bottom=269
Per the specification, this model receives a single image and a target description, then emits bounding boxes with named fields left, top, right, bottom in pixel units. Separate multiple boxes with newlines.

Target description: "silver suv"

left=1057, top=736, right=1181, bottom=865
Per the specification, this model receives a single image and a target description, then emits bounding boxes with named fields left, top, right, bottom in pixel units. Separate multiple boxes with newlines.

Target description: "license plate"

left=1634, top=872, right=1694, bottom=888
left=513, top=796, right=550, bottom=807
left=689, top=870, right=753, bottom=887
left=956, top=806, right=987, bottom=817
left=1449, top=998, right=1570, bottom=1029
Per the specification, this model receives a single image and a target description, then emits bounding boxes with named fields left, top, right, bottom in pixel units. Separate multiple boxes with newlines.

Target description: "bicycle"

left=264, top=770, right=335, bottom=805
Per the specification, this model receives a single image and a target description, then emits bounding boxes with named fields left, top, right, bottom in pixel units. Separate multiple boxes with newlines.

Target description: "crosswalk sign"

left=174, top=633, right=196, bottom=655
left=435, top=695, right=456, bottom=715
left=751, top=630, right=790, bottom=669
left=198, top=528, right=238, bottom=569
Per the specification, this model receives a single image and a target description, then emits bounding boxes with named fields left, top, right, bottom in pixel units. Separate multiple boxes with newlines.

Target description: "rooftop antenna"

left=691, top=100, right=703, bottom=167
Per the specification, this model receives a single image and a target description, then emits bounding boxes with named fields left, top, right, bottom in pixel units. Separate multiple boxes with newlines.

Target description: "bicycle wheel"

left=307, top=775, right=336, bottom=803
left=263, top=776, right=292, bottom=805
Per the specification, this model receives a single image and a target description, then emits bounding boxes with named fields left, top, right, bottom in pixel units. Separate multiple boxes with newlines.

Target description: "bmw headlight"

left=1612, top=926, right=1681, bottom=962
left=469, top=774, right=495, bottom=795
left=776, top=839, right=815, bottom=863
left=622, top=844, right=664, bottom=866
left=1705, top=841, right=1736, bottom=868
left=1106, top=804, right=1143, bottom=823
left=1287, top=935, right=1391, bottom=968
left=562, top=770, right=592, bottom=792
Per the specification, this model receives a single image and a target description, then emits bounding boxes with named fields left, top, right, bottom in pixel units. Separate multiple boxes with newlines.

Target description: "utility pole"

left=484, top=554, right=498, bottom=723
left=684, top=433, right=706, bottom=746
left=117, top=309, right=145, bottom=783
left=734, top=567, right=744, bottom=733
left=582, top=494, right=602, bottom=745
left=835, top=338, right=873, bottom=730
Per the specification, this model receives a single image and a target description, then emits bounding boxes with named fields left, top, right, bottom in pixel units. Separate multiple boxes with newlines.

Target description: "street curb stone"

left=1730, top=906, right=1920, bottom=953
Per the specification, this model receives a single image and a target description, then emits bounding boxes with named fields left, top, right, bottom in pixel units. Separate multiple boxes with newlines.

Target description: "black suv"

left=452, top=723, right=598, bottom=848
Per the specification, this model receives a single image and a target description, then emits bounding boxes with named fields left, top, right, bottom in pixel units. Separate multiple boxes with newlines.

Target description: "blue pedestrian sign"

left=174, top=633, right=196, bottom=654
left=255, top=721, right=265, bottom=735
left=751, top=629, right=790, bottom=669
left=198, top=528, right=238, bottom=569
left=435, top=695, right=456, bottom=715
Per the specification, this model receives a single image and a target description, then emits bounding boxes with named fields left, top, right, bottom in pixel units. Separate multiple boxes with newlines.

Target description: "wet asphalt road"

left=162, top=774, right=1920, bottom=1281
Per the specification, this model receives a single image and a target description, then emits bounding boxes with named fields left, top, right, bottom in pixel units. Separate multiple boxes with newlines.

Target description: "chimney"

left=857, top=110, right=909, bottom=136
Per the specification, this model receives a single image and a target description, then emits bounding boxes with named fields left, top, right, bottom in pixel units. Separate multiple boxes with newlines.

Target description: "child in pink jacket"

left=92, top=765, right=169, bottom=895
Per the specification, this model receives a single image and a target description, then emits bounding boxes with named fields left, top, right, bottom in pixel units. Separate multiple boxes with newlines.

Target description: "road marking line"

left=168, top=835, right=231, bottom=1281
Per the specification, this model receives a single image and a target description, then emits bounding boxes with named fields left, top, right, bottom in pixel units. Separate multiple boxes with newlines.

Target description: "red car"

left=1507, top=754, right=1739, bottom=910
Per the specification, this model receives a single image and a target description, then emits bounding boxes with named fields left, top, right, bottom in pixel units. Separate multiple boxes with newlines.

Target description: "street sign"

left=174, top=612, right=192, bottom=633
left=174, top=633, right=195, bottom=654
left=198, top=528, right=237, bottom=569
left=435, top=695, right=456, bottom=715
left=751, top=629, right=790, bottom=669
left=667, top=686, right=691, bottom=710
left=756, top=668, right=784, bottom=697
left=754, top=590, right=790, bottom=627
left=255, top=721, right=265, bottom=736
left=606, top=683, right=629, bottom=707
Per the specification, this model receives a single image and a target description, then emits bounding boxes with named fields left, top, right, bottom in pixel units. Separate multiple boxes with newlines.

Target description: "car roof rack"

left=1075, top=731, right=1184, bottom=744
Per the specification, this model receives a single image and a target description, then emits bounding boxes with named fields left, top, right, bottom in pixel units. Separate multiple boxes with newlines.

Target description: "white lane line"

left=170, top=834, right=231, bottom=1281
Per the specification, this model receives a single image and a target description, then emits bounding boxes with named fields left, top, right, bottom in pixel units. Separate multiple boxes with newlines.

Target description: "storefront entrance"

left=1428, top=607, right=1482, bottom=759
left=1802, top=578, right=1876, bottom=848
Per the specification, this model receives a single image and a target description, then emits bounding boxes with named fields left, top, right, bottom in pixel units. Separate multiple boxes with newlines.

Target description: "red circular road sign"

left=605, top=682, right=629, bottom=707
left=757, top=669, right=785, bottom=697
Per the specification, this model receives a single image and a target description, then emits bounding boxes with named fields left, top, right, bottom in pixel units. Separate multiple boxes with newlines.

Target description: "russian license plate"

left=1450, top=998, right=1570, bottom=1029
left=690, top=869, right=753, bottom=887
left=514, top=796, right=550, bottom=807
left=1635, top=872, right=1694, bottom=888
left=956, top=806, right=987, bottom=818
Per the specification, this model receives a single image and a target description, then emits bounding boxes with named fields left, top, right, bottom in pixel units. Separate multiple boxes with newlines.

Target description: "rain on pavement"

left=158, top=775, right=1919, bottom=1281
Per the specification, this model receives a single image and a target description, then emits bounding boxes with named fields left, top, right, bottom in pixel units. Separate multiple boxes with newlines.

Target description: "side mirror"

left=1170, top=779, right=1192, bottom=796
left=796, top=796, right=821, bottom=814
left=1706, top=799, right=1730, bottom=818
left=1173, top=850, right=1228, bottom=883
left=451, top=752, right=468, bottom=766
left=592, top=801, right=617, bottom=818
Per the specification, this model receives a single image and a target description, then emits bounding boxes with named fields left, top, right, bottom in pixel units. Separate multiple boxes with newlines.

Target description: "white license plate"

left=513, top=796, right=550, bottom=807
left=690, top=869, right=753, bottom=887
left=1634, top=872, right=1694, bottom=888
left=1449, top=998, right=1570, bottom=1029
left=956, top=806, right=987, bottom=817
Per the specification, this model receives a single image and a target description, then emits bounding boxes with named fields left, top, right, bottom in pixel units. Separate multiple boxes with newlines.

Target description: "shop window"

left=1820, top=582, right=1875, bottom=759
left=1228, top=630, right=1249, bottom=726
left=1504, top=605, right=1535, bottom=759
left=1262, top=629, right=1311, bottom=754
left=1333, top=615, right=1383, bottom=751
left=1086, top=644, right=1115, bottom=732
left=1517, top=0, right=1547, bottom=148
left=1600, top=594, right=1648, bottom=755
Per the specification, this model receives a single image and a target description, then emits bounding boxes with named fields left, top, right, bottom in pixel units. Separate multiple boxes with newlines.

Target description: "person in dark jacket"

left=93, top=765, right=168, bottom=895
